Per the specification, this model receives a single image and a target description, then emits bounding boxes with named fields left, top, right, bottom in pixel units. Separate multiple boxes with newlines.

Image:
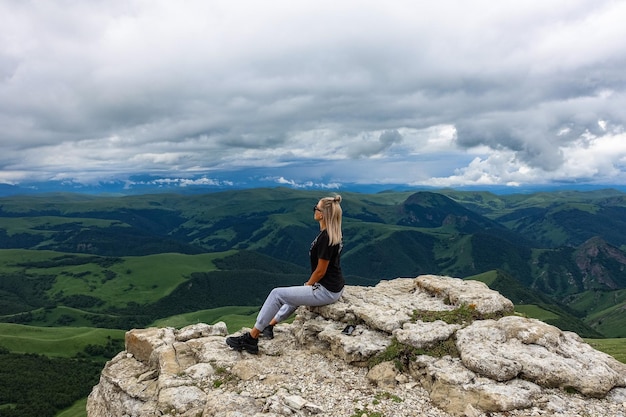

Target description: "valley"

left=1, top=187, right=626, bottom=416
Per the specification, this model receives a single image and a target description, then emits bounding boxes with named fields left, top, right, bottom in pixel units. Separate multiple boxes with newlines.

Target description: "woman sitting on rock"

left=226, top=195, right=345, bottom=354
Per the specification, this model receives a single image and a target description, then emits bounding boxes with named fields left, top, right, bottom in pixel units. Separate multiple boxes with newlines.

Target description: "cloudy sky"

left=1, top=0, right=626, bottom=191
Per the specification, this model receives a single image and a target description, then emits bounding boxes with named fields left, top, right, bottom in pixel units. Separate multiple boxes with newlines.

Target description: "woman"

left=226, top=195, right=344, bottom=354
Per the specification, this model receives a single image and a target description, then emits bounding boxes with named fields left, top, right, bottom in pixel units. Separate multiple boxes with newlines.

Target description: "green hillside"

left=467, top=270, right=602, bottom=338
left=0, top=249, right=311, bottom=330
left=2, top=187, right=626, bottom=417
left=566, top=289, right=626, bottom=338
left=3, top=187, right=626, bottom=334
left=440, top=188, right=626, bottom=249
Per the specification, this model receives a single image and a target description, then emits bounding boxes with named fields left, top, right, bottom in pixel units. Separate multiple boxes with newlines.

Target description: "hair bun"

left=334, top=195, right=342, bottom=203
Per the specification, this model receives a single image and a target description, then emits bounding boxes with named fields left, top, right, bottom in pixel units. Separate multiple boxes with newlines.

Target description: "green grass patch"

left=369, top=338, right=459, bottom=372
left=0, top=249, right=234, bottom=311
left=151, top=306, right=259, bottom=332
left=370, top=302, right=515, bottom=372
left=567, top=289, right=626, bottom=337
left=49, top=252, right=227, bottom=308
left=514, top=304, right=560, bottom=321
left=0, top=323, right=124, bottom=358
left=433, top=234, right=475, bottom=275
left=56, top=398, right=87, bottom=417
left=350, top=407, right=384, bottom=417
left=374, top=392, right=402, bottom=403
left=585, top=338, right=626, bottom=364
left=412, top=303, right=505, bottom=325
left=466, top=270, right=498, bottom=286
left=587, top=310, right=626, bottom=338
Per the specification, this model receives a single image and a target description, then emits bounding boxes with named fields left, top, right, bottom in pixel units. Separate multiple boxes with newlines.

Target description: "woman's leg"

left=273, top=304, right=294, bottom=324
left=228, top=284, right=343, bottom=352
left=254, top=284, right=342, bottom=333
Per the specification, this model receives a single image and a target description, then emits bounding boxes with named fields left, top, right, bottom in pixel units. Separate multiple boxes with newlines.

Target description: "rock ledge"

left=87, top=275, right=626, bottom=417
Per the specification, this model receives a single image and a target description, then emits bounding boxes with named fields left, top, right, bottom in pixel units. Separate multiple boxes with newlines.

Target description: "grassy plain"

left=0, top=323, right=124, bottom=358
left=0, top=308, right=260, bottom=358
left=61, top=252, right=225, bottom=307
left=0, top=249, right=232, bottom=309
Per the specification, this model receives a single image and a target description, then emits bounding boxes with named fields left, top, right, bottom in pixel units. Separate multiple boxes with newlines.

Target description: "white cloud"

left=274, top=177, right=340, bottom=189
left=1, top=0, right=626, bottom=189
left=423, top=130, right=626, bottom=187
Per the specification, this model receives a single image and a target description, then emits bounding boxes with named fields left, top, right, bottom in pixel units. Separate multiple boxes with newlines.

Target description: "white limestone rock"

left=314, top=277, right=456, bottom=333
left=393, top=320, right=462, bottom=349
left=411, top=355, right=541, bottom=414
left=367, top=361, right=399, bottom=389
left=176, top=322, right=228, bottom=341
left=455, top=315, right=626, bottom=397
left=416, top=274, right=515, bottom=315
left=317, top=324, right=392, bottom=364
left=158, top=386, right=207, bottom=414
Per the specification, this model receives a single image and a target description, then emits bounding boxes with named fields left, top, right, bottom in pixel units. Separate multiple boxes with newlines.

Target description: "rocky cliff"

left=87, top=275, right=626, bottom=417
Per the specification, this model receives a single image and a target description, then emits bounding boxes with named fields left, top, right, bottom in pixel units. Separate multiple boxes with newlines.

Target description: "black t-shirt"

left=309, top=229, right=344, bottom=293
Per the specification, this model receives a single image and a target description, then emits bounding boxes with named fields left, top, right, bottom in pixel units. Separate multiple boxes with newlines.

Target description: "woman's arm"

left=305, top=258, right=330, bottom=285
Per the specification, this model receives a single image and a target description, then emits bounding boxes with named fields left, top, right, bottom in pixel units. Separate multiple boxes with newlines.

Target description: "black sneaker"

left=261, top=325, right=274, bottom=340
left=226, top=332, right=259, bottom=354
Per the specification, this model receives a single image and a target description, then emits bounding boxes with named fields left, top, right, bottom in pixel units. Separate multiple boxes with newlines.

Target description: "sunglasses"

left=313, top=205, right=322, bottom=212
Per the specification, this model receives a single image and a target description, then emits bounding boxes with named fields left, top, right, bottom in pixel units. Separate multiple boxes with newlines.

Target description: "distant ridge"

left=2, top=187, right=626, bottom=338
left=3, top=174, right=626, bottom=197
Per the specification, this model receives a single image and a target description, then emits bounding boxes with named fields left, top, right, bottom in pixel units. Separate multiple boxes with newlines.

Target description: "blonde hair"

left=319, top=194, right=343, bottom=246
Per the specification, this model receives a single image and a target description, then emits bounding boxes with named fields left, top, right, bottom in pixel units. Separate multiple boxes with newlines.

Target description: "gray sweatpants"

left=254, top=283, right=343, bottom=331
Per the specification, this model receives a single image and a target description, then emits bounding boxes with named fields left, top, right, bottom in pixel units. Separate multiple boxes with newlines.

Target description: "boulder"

left=455, top=315, right=626, bottom=397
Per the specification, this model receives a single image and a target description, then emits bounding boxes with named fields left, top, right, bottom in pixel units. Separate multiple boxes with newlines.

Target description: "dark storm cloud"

left=348, top=130, right=403, bottom=158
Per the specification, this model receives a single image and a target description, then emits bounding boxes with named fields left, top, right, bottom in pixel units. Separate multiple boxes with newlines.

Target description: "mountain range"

left=1, top=187, right=626, bottom=339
